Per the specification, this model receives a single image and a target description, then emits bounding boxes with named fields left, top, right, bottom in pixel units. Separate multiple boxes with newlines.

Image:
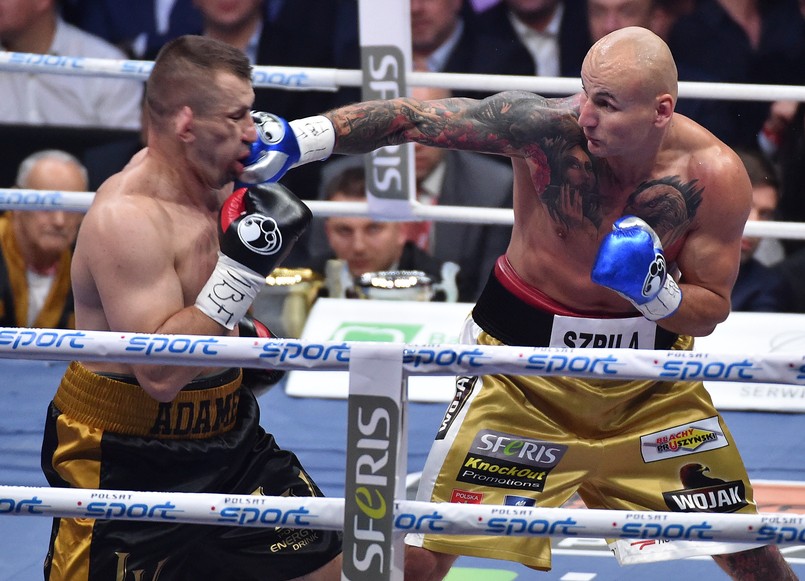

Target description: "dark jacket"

left=732, top=258, right=793, bottom=313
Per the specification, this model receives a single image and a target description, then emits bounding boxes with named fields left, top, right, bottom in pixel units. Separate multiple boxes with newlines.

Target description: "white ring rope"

left=3, top=51, right=805, bottom=102
left=0, top=327, right=803, bottom=384
left=0, top=485, right=803, bottom=545
left=1, top=189, right=803, bottom=237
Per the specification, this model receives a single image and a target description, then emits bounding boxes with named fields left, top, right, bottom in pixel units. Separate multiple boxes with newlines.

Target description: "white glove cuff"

left=195, top=253, right=266, bottom=329
left=290, top=115, right=335, bottom=166
left=633, top=276, right=682, bottom=321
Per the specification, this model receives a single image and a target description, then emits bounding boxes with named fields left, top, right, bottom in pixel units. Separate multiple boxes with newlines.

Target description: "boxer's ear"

left=655, top=94, right=674, bottom=128
left=176, top=106, right=195, bottom=142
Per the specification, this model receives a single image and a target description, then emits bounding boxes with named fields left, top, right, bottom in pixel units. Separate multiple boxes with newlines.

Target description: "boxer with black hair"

left=41, top=35, right=342, bottom=581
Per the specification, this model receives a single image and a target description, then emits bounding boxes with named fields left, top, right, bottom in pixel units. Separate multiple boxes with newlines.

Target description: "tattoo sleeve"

left=325, top=91, right=580, bottom=158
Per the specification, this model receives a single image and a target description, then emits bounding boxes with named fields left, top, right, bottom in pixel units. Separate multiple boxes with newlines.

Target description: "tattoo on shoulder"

left=625, top=176, right=704, bottom=246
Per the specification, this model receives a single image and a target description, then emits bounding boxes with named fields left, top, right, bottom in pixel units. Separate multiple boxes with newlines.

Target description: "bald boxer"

left=40, top=36, right=342, bottom=581
left=245, top=27, right=797, bottom=580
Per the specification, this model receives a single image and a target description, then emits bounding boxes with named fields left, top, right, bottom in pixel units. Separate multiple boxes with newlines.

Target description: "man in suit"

left=472, top=0, right=589, bottom=80
left=311, top=166, right=460, bottom=302
left=309, top=86, right=513, bottom=303
left=731, top=148, right=792, bottom=312
left=407, top=1, right=586, bottom=100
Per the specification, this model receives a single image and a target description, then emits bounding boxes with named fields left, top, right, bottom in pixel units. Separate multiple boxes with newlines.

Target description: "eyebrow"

left=592, top=88, right=617, bottom=102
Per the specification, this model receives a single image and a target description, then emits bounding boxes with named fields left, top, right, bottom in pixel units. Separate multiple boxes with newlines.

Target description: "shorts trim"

left=53, top=362, right=242, bottom=439
left=473, top=257, right=680, bottom=350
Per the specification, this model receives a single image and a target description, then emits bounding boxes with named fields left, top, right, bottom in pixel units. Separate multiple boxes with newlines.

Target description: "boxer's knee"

left=404, top=545, right=457, bottom=581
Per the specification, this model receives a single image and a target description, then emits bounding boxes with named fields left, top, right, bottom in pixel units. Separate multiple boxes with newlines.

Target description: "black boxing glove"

left=238, top=313, right=286, bottom=395
left=195, top=183, right=312, bottom=329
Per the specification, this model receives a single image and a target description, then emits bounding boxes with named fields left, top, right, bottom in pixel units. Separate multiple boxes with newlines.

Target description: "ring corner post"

left=343, top=342, right=407, bottom=581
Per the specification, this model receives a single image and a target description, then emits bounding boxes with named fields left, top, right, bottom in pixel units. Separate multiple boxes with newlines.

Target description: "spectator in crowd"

left=756, top=1, right=805, bottom=255
left=667, top=0, right=805, bottom=151
left=311, top=87, right=514, bottom=302
left=731, top=149, right=793, bottom=312
left=474, top=0, right=589, bottom=79
left=0, top=0, right=143, bottom=130
left=404, top=0, right=587, bottom=101
left=0, top=150, right=86, bottom=328
left=585, top=0, right=694, bottom=43
left=586, top=0, right=658, bottom=43
left=775, top=239, right=805, bottom=314
left=182, top=0, right=344, bottom=119
left=410, top=0, right=474, bottom=72
left=193, top=0, right=265, bottom=63
left=408, top=86, right=513, bottom=301
left=311, top=166, right=460, bottom=302
left=60, top=0, right=202, bottom=58
left=650, top=0, right=697, bottom=41
left=768, top=101, right=805, bottom=256
left=82, top=94, right=150, bottom=191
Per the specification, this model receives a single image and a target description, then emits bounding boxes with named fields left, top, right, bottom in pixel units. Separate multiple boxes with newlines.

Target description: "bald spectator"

left=0, top=151, right=86, bottom=328
left=0, top=0, right=143, bottom=130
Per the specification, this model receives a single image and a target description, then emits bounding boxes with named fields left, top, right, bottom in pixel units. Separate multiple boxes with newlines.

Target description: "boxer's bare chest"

left=520, top=156, right=704, bottom=252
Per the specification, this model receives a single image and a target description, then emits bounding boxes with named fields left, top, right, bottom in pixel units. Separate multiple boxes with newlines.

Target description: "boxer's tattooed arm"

left=327, top=91, right=581, bottom=158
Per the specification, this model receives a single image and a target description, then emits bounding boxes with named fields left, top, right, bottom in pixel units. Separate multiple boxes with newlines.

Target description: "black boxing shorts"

left=41, top=362, right=342, bottom=581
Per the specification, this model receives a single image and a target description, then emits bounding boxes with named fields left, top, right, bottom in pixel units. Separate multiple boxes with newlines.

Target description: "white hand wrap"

left=289, top=115, right=335, bottom=166
left=195, top=253, right=266, bottom=329
left=628, top=276, right=682, bottom=321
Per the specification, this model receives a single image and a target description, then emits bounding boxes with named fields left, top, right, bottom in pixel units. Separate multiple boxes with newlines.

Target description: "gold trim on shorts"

left=53, top=362, right=242, bottom=439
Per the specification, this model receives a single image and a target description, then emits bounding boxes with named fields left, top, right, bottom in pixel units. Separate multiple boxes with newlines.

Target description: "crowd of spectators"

left=2, top=0, right=805, bottom=314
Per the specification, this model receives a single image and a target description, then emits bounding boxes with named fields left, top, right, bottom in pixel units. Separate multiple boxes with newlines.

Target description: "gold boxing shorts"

left=406, top=261, right=757, bottom=570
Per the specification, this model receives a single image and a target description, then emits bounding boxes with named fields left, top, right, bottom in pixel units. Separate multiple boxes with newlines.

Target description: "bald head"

left=586, top=26, right=677, bottom=101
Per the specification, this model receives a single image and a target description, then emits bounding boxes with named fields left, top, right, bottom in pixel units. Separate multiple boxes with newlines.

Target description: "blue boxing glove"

left=591, top=215, right=682, bottom=321
left=239, top=111, right=335, bottom=184
left=195, top=183, right=312, bottom=329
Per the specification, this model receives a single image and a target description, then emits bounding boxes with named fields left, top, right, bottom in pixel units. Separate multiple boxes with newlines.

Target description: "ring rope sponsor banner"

left=1, top=188, right=802, bottom=239
left=696, top=311, right=805, bottom=411
left=0, top=189, right=95, bottom=212
left=0, top=188, right=521, bottom=226
left=1, top=326, right=805, bottom=384
left=6, top=50, right=805, bottom=102
left=2, top=485, right=805, bottom=545
left=0, top=51, right=342, bottom=91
